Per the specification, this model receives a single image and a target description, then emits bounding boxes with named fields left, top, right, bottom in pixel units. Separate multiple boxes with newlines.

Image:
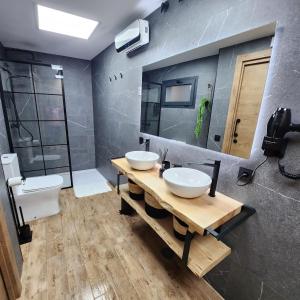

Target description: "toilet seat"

left=22, top=175, right=63, bottom=193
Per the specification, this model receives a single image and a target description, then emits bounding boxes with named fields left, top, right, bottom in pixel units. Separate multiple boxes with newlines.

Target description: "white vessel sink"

left=125, top=151, right=159, bottom=170
left=163, top=168, right=212, bottom=198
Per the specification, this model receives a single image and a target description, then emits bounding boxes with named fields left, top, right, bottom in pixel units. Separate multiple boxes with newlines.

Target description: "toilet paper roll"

left=8, top=177, right=23, bottom=187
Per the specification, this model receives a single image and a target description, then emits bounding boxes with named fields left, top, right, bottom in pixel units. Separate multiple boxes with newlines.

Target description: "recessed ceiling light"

left=37, top=5, right=98, bottom=39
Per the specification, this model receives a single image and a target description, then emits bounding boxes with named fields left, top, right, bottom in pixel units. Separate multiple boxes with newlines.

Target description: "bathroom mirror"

left=140, top=36, right=273, bottom=159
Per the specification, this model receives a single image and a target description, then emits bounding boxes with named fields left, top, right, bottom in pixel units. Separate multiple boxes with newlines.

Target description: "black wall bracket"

left=182, top=205, right=256, bottom=266
left=205, top=205, right=256, bottom=241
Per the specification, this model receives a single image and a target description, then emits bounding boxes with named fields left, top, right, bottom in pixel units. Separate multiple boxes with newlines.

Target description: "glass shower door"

left=0, top=60, right=72, bottom=188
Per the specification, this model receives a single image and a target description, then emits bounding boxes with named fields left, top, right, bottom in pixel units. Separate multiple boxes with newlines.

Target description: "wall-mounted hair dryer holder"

left=262, top=107, right=300, bottom=158
left=262, top=107, right=300, bottom=179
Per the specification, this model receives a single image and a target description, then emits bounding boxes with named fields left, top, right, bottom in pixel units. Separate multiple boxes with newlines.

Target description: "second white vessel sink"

left=125, top=151, right=159, bottom=170
left=163, top=167, right=212, bottom=198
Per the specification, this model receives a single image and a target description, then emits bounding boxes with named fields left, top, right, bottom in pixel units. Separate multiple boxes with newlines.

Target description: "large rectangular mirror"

left=140, top=36, right=273, bottom=159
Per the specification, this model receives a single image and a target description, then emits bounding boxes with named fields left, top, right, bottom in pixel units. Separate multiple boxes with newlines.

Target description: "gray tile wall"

left=91, top=0, right=300, bottom=299
left=0, top=42, right=23, bottom=272
left=143, top=55, right=218, bottom=147
left=5, top=49, right=95, bottom=171
left=207, top=37, right=272, bottom=152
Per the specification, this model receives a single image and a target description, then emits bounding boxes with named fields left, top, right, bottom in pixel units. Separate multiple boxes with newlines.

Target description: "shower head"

left=52, top=64, right=64, bottom=79
left=55, top=70, right=63, bottom=79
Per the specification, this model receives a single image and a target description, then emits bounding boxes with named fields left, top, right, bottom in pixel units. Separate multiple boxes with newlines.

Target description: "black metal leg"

left=182, top=230, right=195, bottom=266
left=116, top=172, right=134, bottom=215
left=161, top=246, right=175, bottom=259
left=18, top=207, right=32, bottom=245
left=119, top=198, right=134, bottom=215
left=117, top=172, right=121, bottom=194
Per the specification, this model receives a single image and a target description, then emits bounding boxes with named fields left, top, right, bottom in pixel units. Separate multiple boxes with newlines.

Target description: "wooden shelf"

left=112, top=158, right=243, bottom=235
left=119, top=184, right=231, bottom=278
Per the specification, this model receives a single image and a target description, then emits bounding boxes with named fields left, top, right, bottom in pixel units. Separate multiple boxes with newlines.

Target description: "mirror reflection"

left=141, top=37, right=273, bottom=159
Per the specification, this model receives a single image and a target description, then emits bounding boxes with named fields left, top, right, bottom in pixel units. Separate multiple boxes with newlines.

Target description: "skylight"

left=37, top=5, right=98, bottom=39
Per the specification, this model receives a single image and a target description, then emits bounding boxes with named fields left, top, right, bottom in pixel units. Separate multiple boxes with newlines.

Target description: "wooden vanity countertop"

left=112, top=158, right=243, bottom=235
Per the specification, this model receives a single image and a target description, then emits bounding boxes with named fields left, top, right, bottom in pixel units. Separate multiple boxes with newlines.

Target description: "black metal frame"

left=181, top=205, right=256, bottom=266
left=205, top=205, right=256, bottom=240
left=161, top=76, right=198, bottom=108
left=0, top=59, right=73, bottom=188
left=116, top=171, right=135, bottom=215
left=114, top=167, right=256, bottom=267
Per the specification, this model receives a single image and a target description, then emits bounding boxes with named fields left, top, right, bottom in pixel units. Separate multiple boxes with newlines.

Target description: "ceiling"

left=0, top=0, right=161, bottom=60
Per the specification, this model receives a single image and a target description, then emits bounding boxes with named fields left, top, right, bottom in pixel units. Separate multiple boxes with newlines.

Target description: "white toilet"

left=1, top=153, right=63, bottom=222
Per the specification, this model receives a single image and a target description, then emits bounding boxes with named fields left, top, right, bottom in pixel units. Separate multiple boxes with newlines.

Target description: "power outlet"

left=238, top=167, right=254, bottom=182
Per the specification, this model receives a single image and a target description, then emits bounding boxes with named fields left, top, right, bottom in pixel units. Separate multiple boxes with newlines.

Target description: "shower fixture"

left=52, top=64, right=64, bottom=79
left=55, top=70, right=63, bottom=79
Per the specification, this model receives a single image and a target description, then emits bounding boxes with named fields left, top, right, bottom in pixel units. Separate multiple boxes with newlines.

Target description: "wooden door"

left=222, top=49, right=271, bottom=158
left=0, top=203, right=22, bottom=299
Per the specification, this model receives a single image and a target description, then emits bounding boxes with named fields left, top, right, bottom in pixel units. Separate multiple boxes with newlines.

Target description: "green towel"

left=194, top=97, right=210, bottom=138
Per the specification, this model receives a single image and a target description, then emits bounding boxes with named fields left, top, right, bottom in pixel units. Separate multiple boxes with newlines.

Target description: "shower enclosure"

left=0, top=60, right=72, bottom=188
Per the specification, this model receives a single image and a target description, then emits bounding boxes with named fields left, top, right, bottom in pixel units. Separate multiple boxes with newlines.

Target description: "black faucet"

left=176, top=160, right=221, bottom=197
left=139, top=137, right=150, bottom=151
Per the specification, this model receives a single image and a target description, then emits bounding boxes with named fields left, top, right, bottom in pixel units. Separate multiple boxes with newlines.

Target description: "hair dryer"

left=262, top=107, right=300, bottom=179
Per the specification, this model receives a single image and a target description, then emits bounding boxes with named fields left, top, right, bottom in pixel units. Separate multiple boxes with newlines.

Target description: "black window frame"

left=161, top=76, right=198, bottom=108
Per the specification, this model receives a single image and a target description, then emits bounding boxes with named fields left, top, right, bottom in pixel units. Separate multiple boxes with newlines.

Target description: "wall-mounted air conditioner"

left=115, top=19, right=149, bottom=54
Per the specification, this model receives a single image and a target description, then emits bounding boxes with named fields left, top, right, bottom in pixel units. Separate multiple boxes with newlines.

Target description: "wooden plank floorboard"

left=18, top=188, right=223, bottom=300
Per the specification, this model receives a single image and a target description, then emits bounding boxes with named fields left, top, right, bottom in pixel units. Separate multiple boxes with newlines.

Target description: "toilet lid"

left=22, top=175, right=63, bottom=193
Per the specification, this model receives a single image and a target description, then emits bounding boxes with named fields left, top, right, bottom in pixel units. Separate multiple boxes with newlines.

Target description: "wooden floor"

left=18, top=188, right=222, bottom=300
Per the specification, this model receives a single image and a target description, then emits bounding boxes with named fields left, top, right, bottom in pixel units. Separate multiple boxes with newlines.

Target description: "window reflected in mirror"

left=162, top=77, right=197, bottom=107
